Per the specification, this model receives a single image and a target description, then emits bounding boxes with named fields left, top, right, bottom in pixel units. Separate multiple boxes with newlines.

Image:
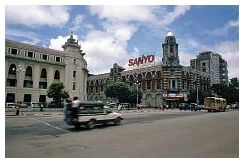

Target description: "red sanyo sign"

left=128, top=54, right=155, bottom=66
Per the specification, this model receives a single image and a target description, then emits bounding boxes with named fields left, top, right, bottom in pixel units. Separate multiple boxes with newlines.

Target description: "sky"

left=5, top=5, right=239, bottom=78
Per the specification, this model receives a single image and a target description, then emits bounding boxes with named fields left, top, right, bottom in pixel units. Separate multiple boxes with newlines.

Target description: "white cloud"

left=6, top=28, right=41, bottom=45
left=214, top=40, right=239, bottom=78
left=48, top=5, right=192, bottom=75
left=90, top=6, right=155, bottom=23
left=49, top=35, right=78, bottom=51
left=6, top=6, right=70, bottom=28
left=159, top=6, right=191, bottom=26
left=81, top=24, right=138, bottom=74
left=208, top=19, right=239, bottom=36
left=71, top=14, right=84, bottom=32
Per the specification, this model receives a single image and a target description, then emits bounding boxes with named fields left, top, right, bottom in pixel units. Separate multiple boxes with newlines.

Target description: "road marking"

left=25, top=115, right=70, bottom=133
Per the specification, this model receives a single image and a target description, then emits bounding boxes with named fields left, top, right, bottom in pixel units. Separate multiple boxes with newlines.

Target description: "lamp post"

left=13, top=64, right=25, bottom=103
left=196, top=85, right=199, bottom=104
left=136, top=80, right=139, bottom=109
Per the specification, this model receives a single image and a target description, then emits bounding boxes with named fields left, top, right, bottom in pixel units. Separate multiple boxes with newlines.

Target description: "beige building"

left=5, top=34, right=88, bottom=104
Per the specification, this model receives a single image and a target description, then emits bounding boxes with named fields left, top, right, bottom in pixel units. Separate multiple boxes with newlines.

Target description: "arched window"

left=9, top=64, right=16, bottom=75
left=39, top=68, right=47, bottom=89
left=129, top=75, right=134, bottom=86
left=40, top=68, right=47, bottom=78
left=25, top=66, right=32, bottom=77
left=122, top=76, right=126, bottom=83
left=146, top=72, right=152, bottom=90
left=24, top=66, right=33, bottom=88
left=54, top=70, right=60, bottom=80
left=156, top=71, right=162, bottom=89
left=6, top=64, right=17, bottom=87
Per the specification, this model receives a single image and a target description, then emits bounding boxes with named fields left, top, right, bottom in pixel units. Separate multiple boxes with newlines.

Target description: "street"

left=5, top=109, right=239, bottom=158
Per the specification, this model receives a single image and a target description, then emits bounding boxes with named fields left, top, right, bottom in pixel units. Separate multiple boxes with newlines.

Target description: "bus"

left=204, top=97, right=227, bottom=112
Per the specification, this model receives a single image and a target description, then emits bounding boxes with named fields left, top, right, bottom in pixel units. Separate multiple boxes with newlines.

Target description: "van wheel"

left=86, top=120, right=96, bottom=129
left=208, top=110, right=211, bottom=112
left=114, top=117, right=121, bottom=125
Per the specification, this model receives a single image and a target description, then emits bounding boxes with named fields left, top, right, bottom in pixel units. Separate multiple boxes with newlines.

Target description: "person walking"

left=15, top=104, right=20, bottom=116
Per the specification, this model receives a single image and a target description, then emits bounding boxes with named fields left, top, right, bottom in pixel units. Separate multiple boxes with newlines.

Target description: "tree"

left=127, top=86, right=142, bottom=105
left=212, top=78, right=239, bottom=104
left=104, top=82, right=142, bottom=105
left=47, top=82, right=69, bottom=107
left=104, top=82, right=130, bottom=103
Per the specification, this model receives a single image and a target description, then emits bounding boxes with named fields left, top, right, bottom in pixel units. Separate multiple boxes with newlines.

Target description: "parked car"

left=5, top=102, right=16, bottom=108
left=189, top=103, right=202, bottom=111
left=179, top=103, right=190, bottom=110
left=107, top=103, right=117, bottom=108
left=231, top=102, right=239, bottom=109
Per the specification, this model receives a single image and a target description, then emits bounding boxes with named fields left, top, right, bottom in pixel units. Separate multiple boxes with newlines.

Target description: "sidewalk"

left=5, top=108, right=180, bottom=118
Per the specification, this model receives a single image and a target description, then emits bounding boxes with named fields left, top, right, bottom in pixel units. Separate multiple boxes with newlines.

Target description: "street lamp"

left=13, top=64, right=25, bottom=103
left=196, top=85, right=199, bottom=104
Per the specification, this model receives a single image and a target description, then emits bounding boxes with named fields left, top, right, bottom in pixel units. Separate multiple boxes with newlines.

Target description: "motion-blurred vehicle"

left=64, top=101, right=123, bottom=129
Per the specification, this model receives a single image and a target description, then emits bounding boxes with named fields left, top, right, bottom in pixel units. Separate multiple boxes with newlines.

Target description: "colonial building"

left=5, top=33, right=88, bottom=103
left=190, top=51, right=229, bottom=85
left=87, top=32, right=212, bottom=107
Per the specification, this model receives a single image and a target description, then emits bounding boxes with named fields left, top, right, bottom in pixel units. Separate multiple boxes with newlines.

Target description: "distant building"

left=190, top=51, right=229, bottom=85
left=5, top=33, right=88, bottom=103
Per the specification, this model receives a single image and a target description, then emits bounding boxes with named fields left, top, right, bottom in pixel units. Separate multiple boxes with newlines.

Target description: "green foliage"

left=188, top=89, right=212, bottom=104
left=47, top=82, right=69, bottom=107
left=127, top=86, right=142, bottom=104
left=212, top=78, right=239, bottom=104
left=104, top=82, right=142, bottom=104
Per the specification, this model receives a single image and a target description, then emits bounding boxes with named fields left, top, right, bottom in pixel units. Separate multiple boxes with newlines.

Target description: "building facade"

left=5, top=34, right=88, bottom=103
left=190, top=51, right=229, bottom=85
left=87, top=32, right=211, bottom=108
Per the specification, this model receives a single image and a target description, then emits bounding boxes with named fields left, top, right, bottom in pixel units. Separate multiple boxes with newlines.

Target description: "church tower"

left=162, top=32, right=180, bottom=67
left=62, top=32, right=88, bottom=101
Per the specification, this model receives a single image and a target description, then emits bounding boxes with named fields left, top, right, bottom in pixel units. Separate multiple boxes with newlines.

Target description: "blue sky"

left=5, top=5, right=239, bottom=78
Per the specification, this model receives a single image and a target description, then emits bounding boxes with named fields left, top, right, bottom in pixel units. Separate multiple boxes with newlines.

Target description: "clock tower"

left=162, top=32, right=180, bottom=67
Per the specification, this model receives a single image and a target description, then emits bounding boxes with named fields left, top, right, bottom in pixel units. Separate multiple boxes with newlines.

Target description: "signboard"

left=128, top=54, right=155, bottom=66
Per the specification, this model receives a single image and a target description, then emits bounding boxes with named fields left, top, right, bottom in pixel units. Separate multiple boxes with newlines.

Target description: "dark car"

left=189, top=103, right=202, bottom=111
left=179, top=103, right=190, bottom=110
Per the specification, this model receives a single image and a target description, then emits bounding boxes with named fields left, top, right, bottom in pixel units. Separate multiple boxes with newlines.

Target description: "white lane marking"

left=27, top=116, right=70, bottom=133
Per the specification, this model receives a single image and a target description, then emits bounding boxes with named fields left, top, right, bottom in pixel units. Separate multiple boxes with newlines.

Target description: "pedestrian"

left=118, top=104, right=122, bottom=111
left=15, top=104, right=20, bottom=116
left=72, top=97, right=81, bottom=109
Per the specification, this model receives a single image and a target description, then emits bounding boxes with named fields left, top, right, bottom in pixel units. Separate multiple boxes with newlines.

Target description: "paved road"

left=5, top=109, right=239, bottom=158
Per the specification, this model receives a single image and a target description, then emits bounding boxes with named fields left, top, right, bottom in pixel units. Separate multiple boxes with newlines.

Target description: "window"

left=73, top=71, right=76, bottom=78
left=172, top=80, right=176, bottom=89
left=74, top=59, right=76, bottom=64
left=42, top=54, right=48, bottom=60
left=11, top=48, right=18, bottom=55
left=171, top=69, right=175, bottom=76
left=54, top=70, right=60, bottom=80
left=6, top=93, right=15, bottom=103
left=73, top=83, right=76, bottom=90
left=28, top=51, right=33, bottom=58
left=56, top=57, right=60, bottom=62
left=40, top=68, right=47, bottom=78
left=157, top=80, right=161, bottom=89
left=170, top=44, right=173, bottom=53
